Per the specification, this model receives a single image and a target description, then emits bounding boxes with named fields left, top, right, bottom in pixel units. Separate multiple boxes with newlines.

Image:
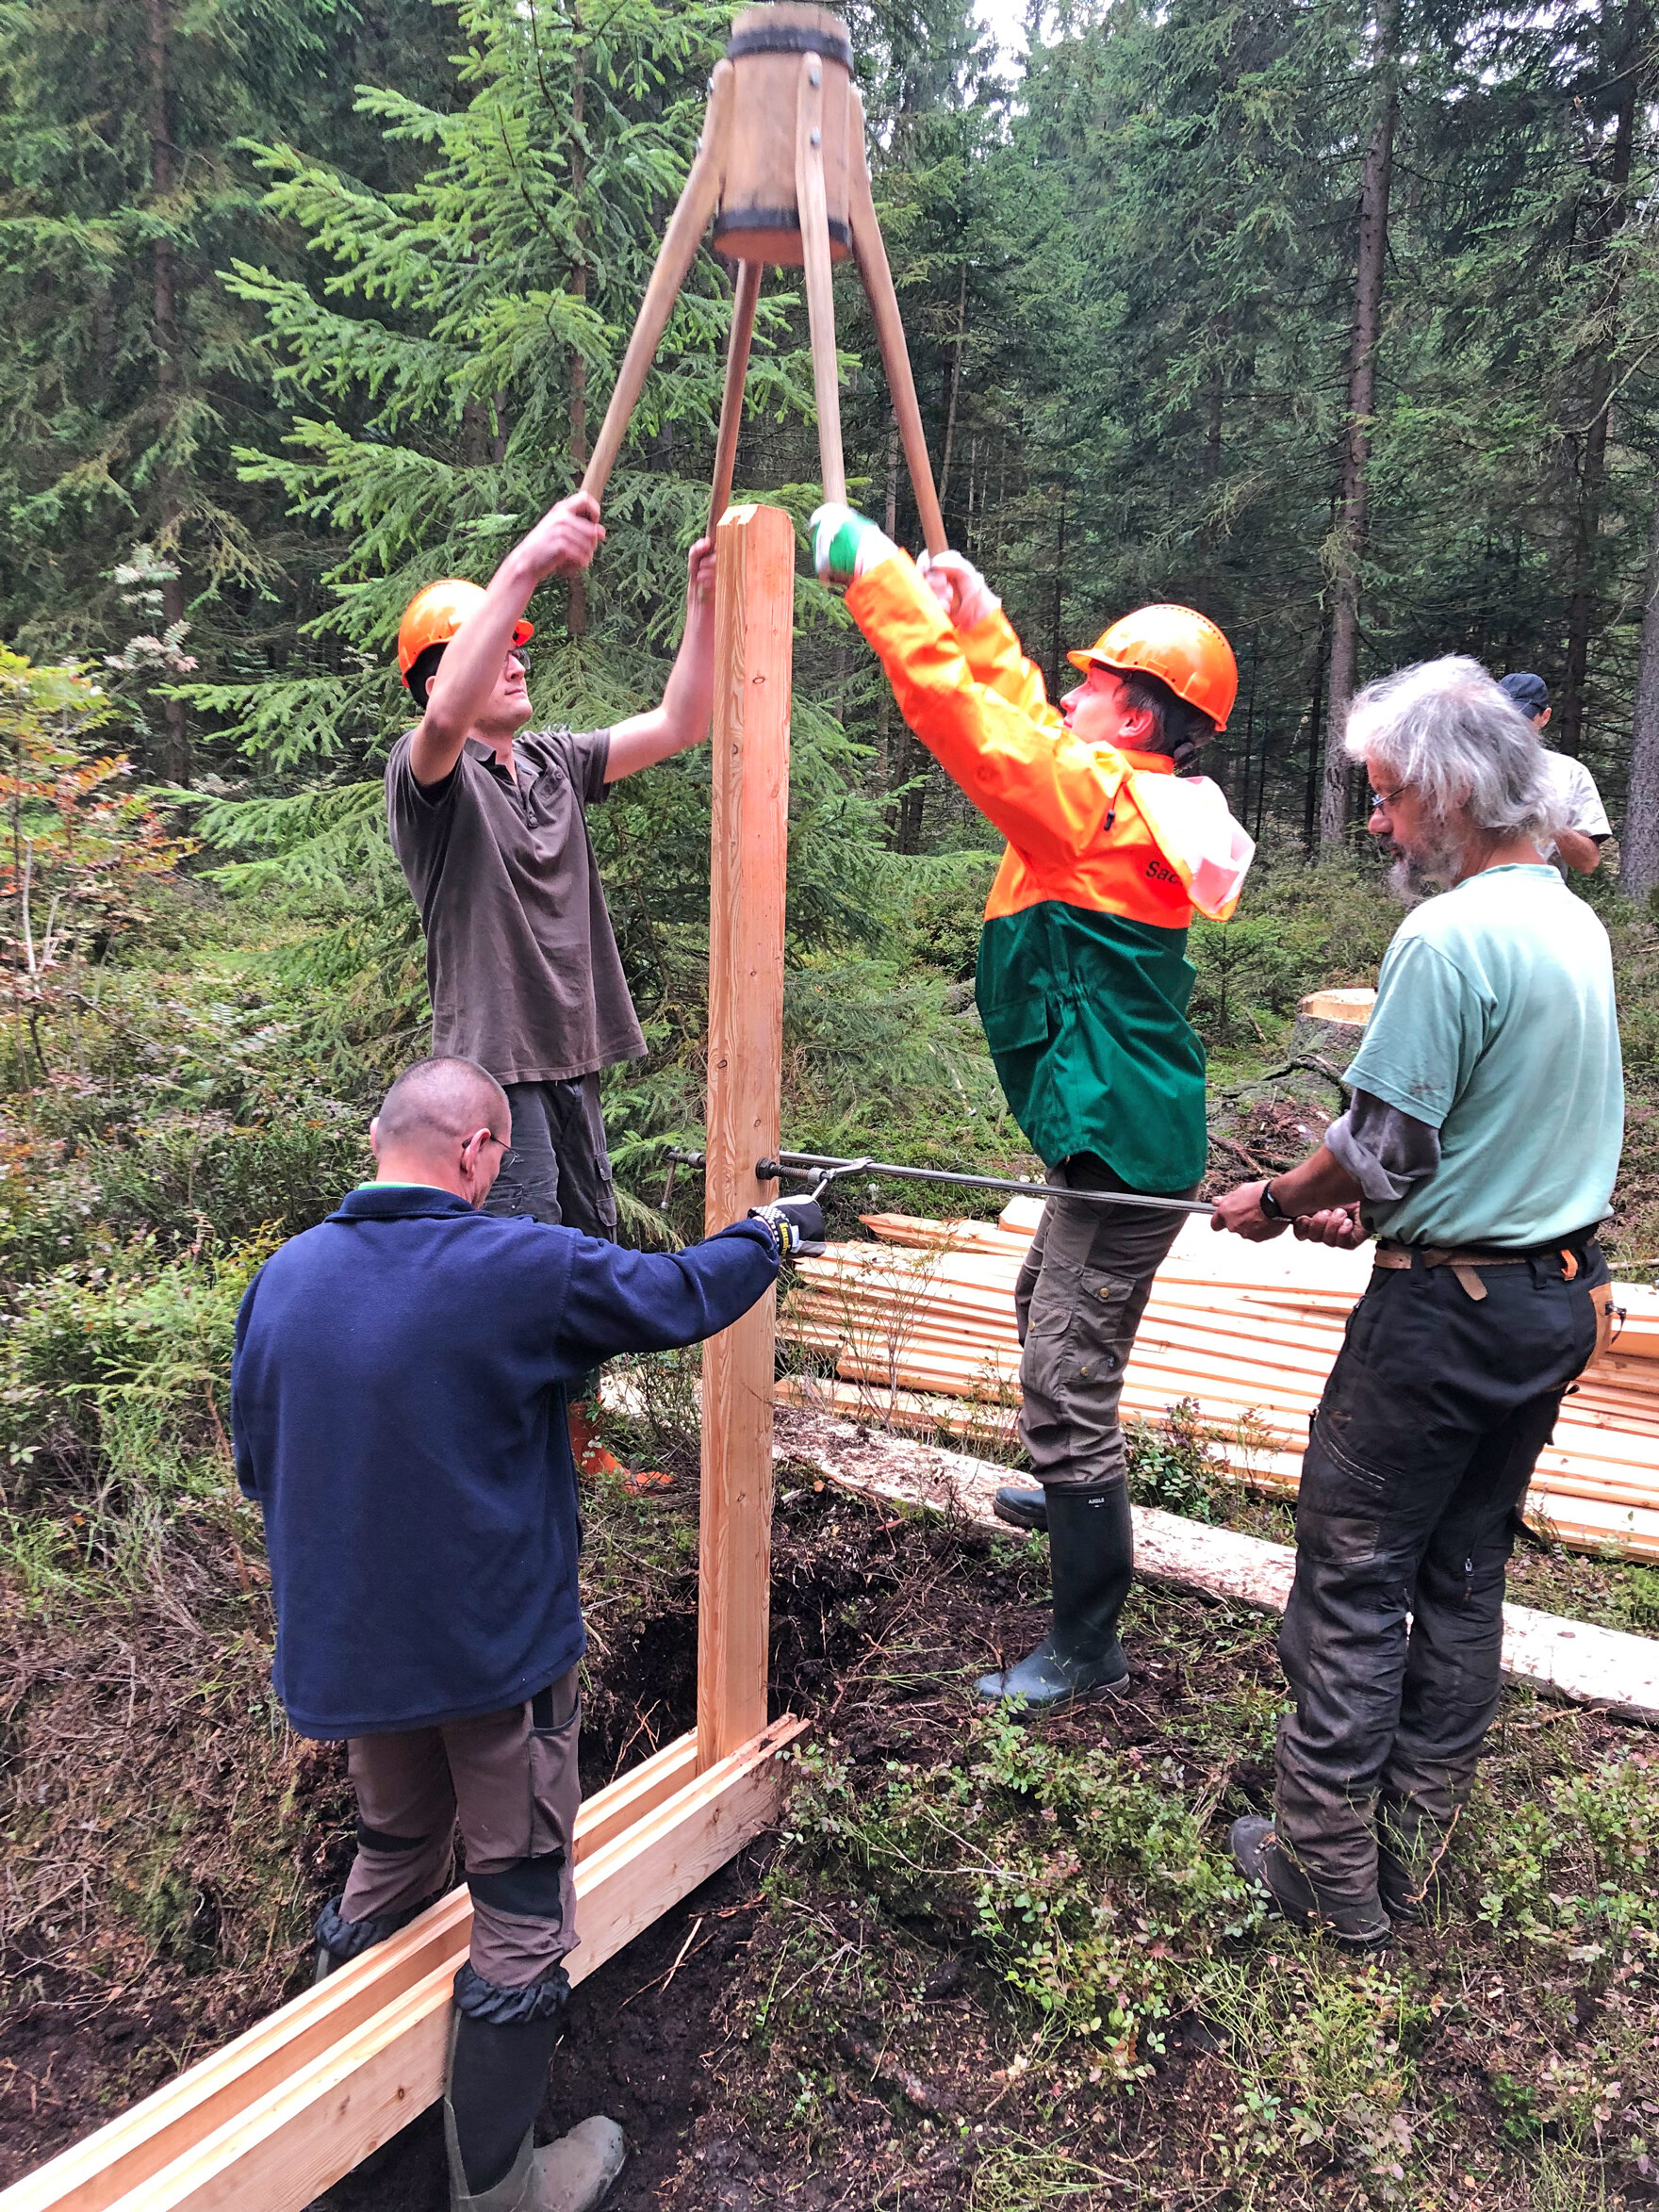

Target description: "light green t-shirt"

left=1345, top=864, right=1623, bottom=1249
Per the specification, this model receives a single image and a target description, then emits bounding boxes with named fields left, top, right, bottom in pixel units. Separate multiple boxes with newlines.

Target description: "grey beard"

left=1388, top=837, right=1463, bottom=903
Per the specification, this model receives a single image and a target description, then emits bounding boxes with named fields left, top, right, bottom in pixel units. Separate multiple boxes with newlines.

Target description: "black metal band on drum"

left=713, top=207, right=854, bottom=251
left=727, top=22, right=856, bottom=68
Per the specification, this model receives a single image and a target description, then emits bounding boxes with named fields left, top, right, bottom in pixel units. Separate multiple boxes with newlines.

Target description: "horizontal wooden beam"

left=4, top=1720, right=805, bottom=2212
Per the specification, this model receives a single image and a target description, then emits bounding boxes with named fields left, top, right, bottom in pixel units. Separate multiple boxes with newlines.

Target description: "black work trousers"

left=1276, top=1241, right=1603, bottom=1912
left=485, top=1073, right=616, bottom=1239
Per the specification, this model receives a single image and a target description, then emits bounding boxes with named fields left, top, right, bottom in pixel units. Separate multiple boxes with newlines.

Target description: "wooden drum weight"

left=578, top=3, right=948, bottom=549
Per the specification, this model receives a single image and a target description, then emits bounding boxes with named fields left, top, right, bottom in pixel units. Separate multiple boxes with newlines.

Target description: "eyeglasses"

left=478, top=1132, right=517, bottom=1168
left=1368, top=782, right=1407, bottom=814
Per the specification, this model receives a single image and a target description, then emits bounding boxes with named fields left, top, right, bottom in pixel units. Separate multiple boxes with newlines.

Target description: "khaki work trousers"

left=339, top=1669, right=582, bottom=1992
left=1015, top=1155, right=1195, bottom=1493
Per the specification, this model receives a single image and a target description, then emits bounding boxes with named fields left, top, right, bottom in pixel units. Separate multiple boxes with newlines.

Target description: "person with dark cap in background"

left=1497, top=672, right=1610, bottom=876
left=232, top=1055, right=821, bottom=2212
left=386, top=493, right=717, bottom=1491
left=809, top=500, right=1254, bottom=1713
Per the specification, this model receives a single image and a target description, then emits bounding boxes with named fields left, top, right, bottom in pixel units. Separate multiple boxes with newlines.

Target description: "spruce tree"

left=0, top=0, right=457, bottom=780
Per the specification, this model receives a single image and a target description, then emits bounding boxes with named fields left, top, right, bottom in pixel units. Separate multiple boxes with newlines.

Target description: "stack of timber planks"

left=778, top=1200, right=1659, bottom=1563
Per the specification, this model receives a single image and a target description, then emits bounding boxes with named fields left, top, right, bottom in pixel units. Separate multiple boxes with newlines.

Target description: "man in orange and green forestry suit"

left=813, top=502, right=1254, bottom=1711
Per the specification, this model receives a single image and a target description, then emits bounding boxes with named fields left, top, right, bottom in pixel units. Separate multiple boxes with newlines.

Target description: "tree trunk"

left=1557, top=0, right=1643, bottom=754
left=1046, top=483, right=1067, bottom=700
left=145, top=0, right=189, bottom=784
left=1301, top=612, right=1331, bottom=856
left=1319, top=0, right=1402, bottom=847
left=1624, top=478, right=1659, bottom=905
left=936, top=263, right=968, bottom=517
left=567, top=40, right=589, bottom=640
left=878, top=421, right=899, bottom=808
left=1198, top=311, right=1227, bottom=604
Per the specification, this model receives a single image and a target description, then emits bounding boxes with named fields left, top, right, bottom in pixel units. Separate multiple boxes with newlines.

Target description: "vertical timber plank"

left=698, top=500, right=795, bottom=1772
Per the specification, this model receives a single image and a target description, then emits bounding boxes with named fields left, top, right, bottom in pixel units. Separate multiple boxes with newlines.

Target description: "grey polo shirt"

left=386, top=726, right=646, bottom=1086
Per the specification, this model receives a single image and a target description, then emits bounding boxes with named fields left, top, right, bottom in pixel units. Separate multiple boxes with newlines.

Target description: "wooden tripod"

left=579, top=4, right=947, bottom=552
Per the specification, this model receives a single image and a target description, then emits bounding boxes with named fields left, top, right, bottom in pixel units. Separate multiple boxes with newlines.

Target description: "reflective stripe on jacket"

left=844, top=551, right=1254, bottom=1188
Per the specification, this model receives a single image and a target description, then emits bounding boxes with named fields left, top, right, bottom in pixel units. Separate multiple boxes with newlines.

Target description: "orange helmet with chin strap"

left=1067, top=603, right=1237, bottom=733
left=396, top=579, right=533, bottom=689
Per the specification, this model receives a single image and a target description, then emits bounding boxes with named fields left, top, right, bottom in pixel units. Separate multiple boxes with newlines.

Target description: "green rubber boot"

left=975, top=1485, right=1133, bottom=1709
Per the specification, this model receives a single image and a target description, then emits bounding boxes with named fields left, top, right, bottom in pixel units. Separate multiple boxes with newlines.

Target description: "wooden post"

left=578, top=62, right=733, bottom=510
left=698, top=501, right=794, bottom=1773
left=846, top=89, right=946, bottom=556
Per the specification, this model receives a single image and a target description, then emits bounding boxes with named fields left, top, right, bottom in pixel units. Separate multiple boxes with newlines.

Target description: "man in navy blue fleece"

left=232, top=1056, right=807, bottom=2212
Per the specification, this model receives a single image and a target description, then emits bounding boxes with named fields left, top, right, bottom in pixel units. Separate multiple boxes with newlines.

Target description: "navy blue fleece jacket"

left=231, top=1185, right=780, bottom=1738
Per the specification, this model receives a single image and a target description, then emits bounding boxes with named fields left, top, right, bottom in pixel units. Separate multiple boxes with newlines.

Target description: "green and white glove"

left=811, top=503, right=897, bottom=587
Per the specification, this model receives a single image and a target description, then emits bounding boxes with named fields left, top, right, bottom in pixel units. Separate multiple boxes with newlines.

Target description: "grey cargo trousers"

left=337, top=1669, right=582, bottom=2007
left=1015, top=1155, right=1195, bottom=1493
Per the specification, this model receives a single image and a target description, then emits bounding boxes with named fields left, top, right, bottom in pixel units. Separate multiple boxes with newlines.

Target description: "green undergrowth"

left=735, top=1513, right=1659, bottom=2207
left=2, top=827, right=1659, bottom=2199
left=786, top=1705, right=1267, bottom=2072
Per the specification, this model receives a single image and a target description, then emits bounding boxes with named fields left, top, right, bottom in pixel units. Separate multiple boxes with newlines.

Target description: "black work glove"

left=747, top=1196, right=826, bottom=1261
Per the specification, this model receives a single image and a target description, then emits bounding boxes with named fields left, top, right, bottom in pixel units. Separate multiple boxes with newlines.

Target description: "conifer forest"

left=11, top=1, right=1659, bottom=2207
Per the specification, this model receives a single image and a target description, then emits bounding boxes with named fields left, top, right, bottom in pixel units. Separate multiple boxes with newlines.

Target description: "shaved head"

left=375, top=1057, right=509, bottom=1151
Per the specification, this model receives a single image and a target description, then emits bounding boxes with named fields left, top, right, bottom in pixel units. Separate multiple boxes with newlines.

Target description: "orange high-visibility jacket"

left=845, top=551, right=1254, bottom=1189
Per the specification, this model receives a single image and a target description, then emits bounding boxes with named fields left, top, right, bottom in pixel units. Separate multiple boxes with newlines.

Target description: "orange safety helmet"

left=1067, top=604, right=1237, bottom=732
left=396, top=578, right=533, bottom=688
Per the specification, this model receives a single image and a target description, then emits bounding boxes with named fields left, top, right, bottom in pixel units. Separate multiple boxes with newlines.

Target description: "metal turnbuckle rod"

left=664, top=1146, right=1215, bottom=1218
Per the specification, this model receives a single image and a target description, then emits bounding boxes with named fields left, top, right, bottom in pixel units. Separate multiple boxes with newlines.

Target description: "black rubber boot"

left=1376, top=1849, right=1435, bottom=1925
left=1230, top=1816, right=1391, bottom=1951
left=993, top=1485, right=1047, bottom=1532
left=444, top=2011, right=626, bottom=2211
left=975, top=1485, right=1133, bottom=1709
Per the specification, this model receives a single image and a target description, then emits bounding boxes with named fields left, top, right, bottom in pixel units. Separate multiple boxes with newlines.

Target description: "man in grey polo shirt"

left=387, top=492, right=717, bottom=1478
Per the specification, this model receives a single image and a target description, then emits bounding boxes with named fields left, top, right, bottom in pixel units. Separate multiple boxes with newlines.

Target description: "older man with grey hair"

left=1208, top=654, right=1624, bottom=1947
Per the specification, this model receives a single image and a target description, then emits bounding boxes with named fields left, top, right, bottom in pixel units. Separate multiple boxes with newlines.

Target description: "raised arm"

left=831, top=533, right=1121, bottom=868
left=410, top=494, right=605, bottom=787
left=920, top=549, right=1059, bottom=728
left=1554, top=826, right=1604, bottom=875
left=553, top=1219, right=780, bottom=1370
left=604, top=538, right=718, bottom=781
